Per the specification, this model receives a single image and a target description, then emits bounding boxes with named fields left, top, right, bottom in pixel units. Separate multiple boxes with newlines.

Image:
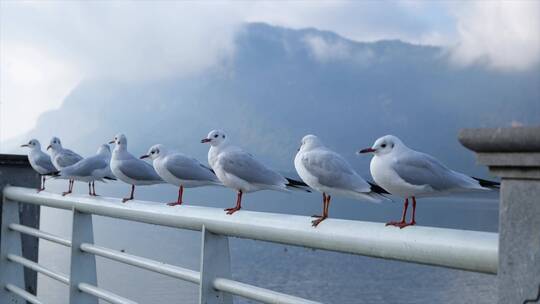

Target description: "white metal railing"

left=0, top=186, right=498, bottom=304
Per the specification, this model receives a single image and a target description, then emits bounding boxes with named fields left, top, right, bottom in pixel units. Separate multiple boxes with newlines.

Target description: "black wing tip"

left=368, top=181, right=390, bottom=194
left=472, top=177, right=500, bottom=189
left=285, top=178, right=312, bottom=192
left=104, top=176, right=117, bottom=181
left=46, top=171, right=60, bottom=177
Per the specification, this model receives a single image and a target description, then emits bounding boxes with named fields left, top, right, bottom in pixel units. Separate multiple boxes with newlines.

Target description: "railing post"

left=0, top=154, right=41, bottom=302
left=0, top=198, right=25, bottom=303
left=69, top=209, right=98, bottom=304
left=460, top=126, right=540, bottom=304
left=199, top=225, right=233, bottom=304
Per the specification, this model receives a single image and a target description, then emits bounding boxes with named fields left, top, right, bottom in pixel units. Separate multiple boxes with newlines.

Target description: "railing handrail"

left=3, top=186, right=498, bottom=274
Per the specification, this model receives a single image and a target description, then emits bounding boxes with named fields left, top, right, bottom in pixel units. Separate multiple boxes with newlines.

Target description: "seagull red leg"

left=88, top=182, right=92, bottom=195
left=225, top=190, right=242, bottom=215
left=91, top=181, right=98, bottom=196
left=312, top=194, right=330, bottom=227
left=312, top=193, right=327, bottom=218
left=386, top=198, right=409, bottom=227
left=167, top=186, right=184, bottom=206
left=122, top=185, right=135, bottom=203
left=399, top=196, right=417, bottom=229
left=62, top=179, right=73, bottom=196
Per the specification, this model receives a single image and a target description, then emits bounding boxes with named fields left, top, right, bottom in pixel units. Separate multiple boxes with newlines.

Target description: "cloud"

left=1, top=1, right=538, bottom=143
left=449, top=1, right=540, bottom=70
left=303, top=34, right=374, bottom=65
left=1, top=1, right=243, bottom=81
left=303, top=35, right=352, bottom=62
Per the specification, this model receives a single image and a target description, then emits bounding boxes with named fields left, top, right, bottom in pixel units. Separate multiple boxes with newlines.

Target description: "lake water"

left=36, top=180, right=498, bottom=303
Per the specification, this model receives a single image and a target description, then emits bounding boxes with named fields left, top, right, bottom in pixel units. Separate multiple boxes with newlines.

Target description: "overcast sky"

left=1, top=0, right=539, bottom=142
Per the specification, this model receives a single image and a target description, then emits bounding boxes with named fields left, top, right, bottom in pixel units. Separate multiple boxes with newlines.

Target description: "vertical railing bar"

left=199, top=226, right=232, bottom=304
left=68, top=208, right=98, bottom=304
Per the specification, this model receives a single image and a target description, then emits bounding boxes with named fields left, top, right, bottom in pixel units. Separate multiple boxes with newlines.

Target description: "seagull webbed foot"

left=224, top=207, right=241, bottom=215
left=311, top=216, right=327, bottom=227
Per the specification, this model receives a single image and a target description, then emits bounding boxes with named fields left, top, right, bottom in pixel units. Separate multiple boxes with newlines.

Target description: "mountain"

left=9, top=22, right=540, bottom=176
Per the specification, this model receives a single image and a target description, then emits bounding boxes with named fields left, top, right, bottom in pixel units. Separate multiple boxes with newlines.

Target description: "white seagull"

left=47, top=136, right=83, bottom=196
left=201, top=129, right=310, bottom=215
left=21, top=139, right=58, bottom=192
left=295, top=135, right=388, bottom=227
left=59, top=144, right=116, bottom=196
left=140, top=144, right=221, bottom=206
left=359, top=135, right=499, bottom=228
left=109, top=134, right=164, bottom=202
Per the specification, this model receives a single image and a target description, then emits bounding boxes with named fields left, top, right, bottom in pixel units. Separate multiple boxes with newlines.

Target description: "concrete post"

left=459, top=126, right=540, bottom=304
left=0, top=154, right=40, bottom=300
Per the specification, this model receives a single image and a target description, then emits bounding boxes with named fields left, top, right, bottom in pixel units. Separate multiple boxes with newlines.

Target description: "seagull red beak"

left=139, top=154, right=149, bottom=159
left=46, top=145, right=52, bottom=150
left=201, top=138, right=211, bottom=143
left=20, top=144, right=29, bottom=147
left=359, top=147, right=376, bottom=154
left=108, top=140, right=115, bottom=144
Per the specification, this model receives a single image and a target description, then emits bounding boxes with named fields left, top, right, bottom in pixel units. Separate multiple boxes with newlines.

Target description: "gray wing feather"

left=392, top=151, right=477, bottom=191
left=56, top=150, right=83, bottom=167
left=119, top=159, right=162, bottom=181
left=220, top=151, right=285, bottom=186
left=35, top=154, right=57, bottom=173
left=165, top=155, right=218, bottom=182
left=302, top=150, right=370, bottom=192
left=64, top=156, right=107, bottom=177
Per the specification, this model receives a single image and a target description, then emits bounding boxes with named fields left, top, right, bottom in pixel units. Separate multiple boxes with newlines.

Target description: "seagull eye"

left=214, top=134, right=218, bottom=138
left=381, top=144, right=387, bottom=148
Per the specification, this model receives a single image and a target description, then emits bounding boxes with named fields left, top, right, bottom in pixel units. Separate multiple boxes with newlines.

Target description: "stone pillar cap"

left=459, top=127, right=540, bottom=153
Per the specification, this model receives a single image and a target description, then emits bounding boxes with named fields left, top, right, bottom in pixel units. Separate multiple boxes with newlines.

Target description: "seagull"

left=59, top=144, right=116, bottom=196
left=21, top=139, right=58, bottom=192
left=47, top=136, right=83, bottom=196
left=201, top=129, right=310, bottom=215
left=295, top=135, right=388, bottom=227
left=140, top=144, right=221, bottom=206
left=359, top=135, right=499, bottom=228
left=109, top=134, right=164, bottom=202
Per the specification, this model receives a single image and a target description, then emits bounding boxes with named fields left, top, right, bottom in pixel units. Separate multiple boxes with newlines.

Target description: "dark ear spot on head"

left=391, top=143, right=395, bottom=148
left=222, top=135, right=225, bottom=138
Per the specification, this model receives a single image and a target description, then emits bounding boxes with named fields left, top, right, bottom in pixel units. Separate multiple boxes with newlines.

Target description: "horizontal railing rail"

left=1, top=185, right=499, bottom=304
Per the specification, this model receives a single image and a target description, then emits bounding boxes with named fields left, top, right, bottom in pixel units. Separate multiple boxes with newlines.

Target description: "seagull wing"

left=219, top=150, right=286, bottom=186
left=118, top=158, right=163, bottom=182
left=301, top=149, right=371, bottom=193
left=392, top=150, right=480, bottom=191
left=56, top=149, right=83, bottom=167
left=164, top=154, right=218, bottom=182
left=35, top=153, right=57, bottom=173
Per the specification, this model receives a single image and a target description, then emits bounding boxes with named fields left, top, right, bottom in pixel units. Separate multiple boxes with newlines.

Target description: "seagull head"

left=201, top=129, right=227, bottom=147
left=21, top=139, right=40, bottom=149
left=97, top=144, right=111, bottom=156
left=359, top=135, right=403, bottom=156
left=140, top=144, right=166, bottom=160
left=298, top=134, right=323, bottom=152
left=47, top=137, right=62, bottom=151
left=109, top=134, right=127, bottom=148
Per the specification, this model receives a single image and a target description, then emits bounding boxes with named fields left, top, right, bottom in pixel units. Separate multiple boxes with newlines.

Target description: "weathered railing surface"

left=0, top=126, right=538, bottom=304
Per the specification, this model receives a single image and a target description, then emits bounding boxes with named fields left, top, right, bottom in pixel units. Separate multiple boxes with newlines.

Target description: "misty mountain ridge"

left=9, top=22, right=540, bottom=179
